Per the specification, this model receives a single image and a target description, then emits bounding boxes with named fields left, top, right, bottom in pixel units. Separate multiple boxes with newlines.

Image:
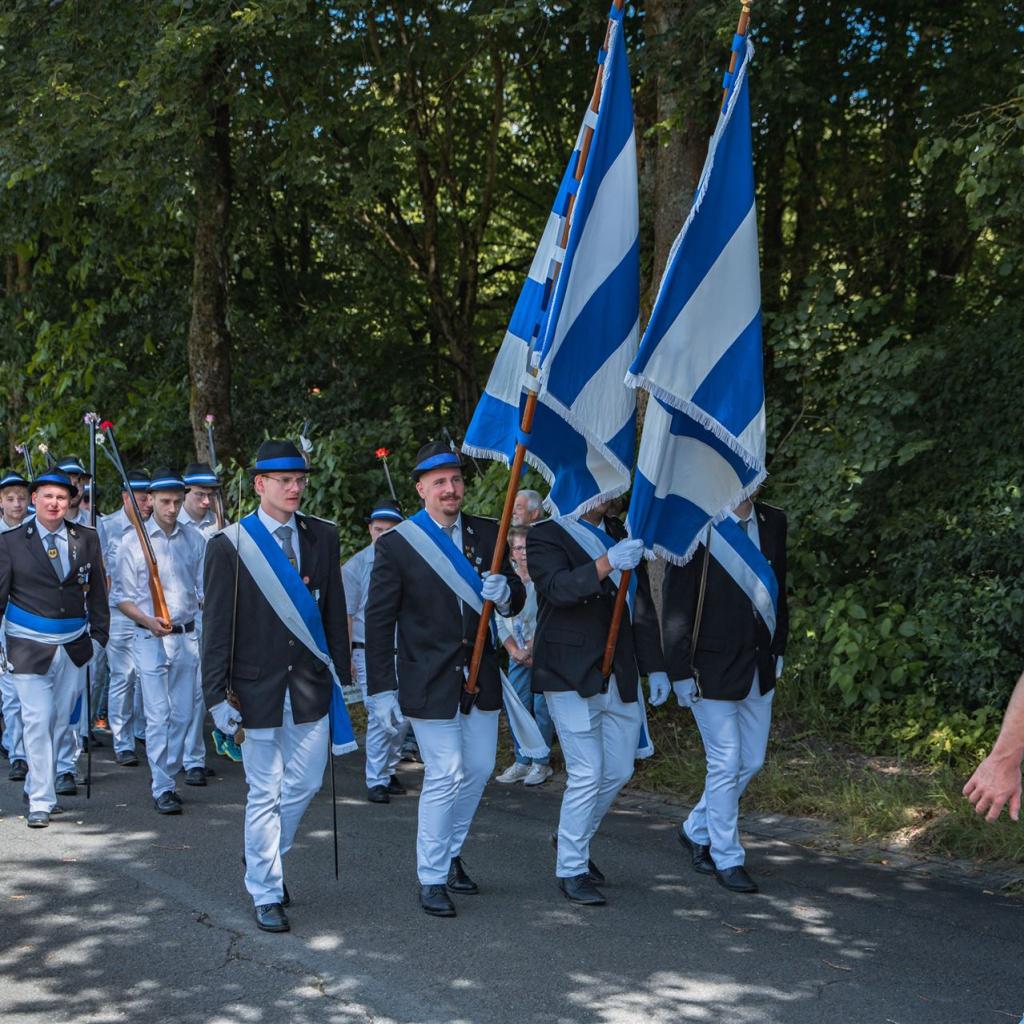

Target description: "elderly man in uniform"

left=0, top=469, right=109, bottom=827
left=342, top=499, right=409, bottom=803
left=0, top=471, right=32, bottom=781
left=113, top=469, right=205, bottom=814
left=365, top=440, right=524, bottom=918
left=177, top=461, right=226, bottom=784
left=528, top=500, right=668, bottom=906
left=99, top=471, right=153, bottom=767
left=202, top=439, right=351, bottom=934
left=663, top=494, right=788, bottom=894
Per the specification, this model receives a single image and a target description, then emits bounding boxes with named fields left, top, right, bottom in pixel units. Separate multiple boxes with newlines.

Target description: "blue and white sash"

left=4, top=603, right=88, bottom=646
left=225, top=514, right=358, bottom=756
left=710, top=518, right=778, bottom=639
left=391, top=510, right=549, bottom=761
left=553, top=517, right=654, bottom=760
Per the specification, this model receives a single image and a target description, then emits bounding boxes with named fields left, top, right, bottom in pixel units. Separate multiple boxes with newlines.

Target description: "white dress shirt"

left=112, top=518, right=205, bottom=625
left=257, top=507, right=300, bottom=574
left=177, top=506, right=220, bottom=545
left=342, top=543, right=374, bottom=644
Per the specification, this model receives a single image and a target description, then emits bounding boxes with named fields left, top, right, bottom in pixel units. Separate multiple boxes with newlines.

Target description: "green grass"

left=633, top=693, right=1024, bottom=868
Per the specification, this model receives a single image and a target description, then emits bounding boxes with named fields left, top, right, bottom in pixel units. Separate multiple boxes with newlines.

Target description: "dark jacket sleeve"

left=86, top=533, right=110, bottom=647
left=632, top=559, right=666, bottom=676
left=321, top=526, right=350, bottom=683
left=364, top=532, right=402, bottom=695
left=201, top=534, right=233, bottom=710
left=769, top=510, right=789, bottom=658
left=527, top=526, right=604, bottom=608
left=660, top=550, right=702, bottom=681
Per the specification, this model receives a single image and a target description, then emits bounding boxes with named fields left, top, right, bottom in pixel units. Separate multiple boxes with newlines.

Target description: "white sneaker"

left=495, top=762, right=532, bottom=784
left=523, top=764, right=553, bottom=786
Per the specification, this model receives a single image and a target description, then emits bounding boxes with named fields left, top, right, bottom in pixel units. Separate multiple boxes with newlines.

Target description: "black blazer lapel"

left=65, top=521, right=81, bottom=581
left=24, top=522, right=59, bottom=579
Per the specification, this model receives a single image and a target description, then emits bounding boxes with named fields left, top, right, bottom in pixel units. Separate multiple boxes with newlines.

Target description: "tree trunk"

left=187, top=48, right=237, bottom=466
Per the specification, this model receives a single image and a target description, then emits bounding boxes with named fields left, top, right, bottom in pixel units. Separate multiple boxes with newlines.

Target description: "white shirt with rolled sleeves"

left=342, top=543, right=374, bottom=645
left=111, top=518, right=205, bottom=626
left=177, top=506, right=220, bottom=545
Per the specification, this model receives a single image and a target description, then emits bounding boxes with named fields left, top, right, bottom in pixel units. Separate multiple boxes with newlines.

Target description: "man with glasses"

left=201, top=440, right=351, bottom=934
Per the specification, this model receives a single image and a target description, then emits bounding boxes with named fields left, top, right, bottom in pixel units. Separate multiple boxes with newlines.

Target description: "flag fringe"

left=642, top=466, right=767, bottom=567
left=625, top=371, right=764, bottom=474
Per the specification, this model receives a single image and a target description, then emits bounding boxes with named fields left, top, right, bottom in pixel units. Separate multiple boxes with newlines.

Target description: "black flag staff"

left=82, top=412, right=101, bottom=798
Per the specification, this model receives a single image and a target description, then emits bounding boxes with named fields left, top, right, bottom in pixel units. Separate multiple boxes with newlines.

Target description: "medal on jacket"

left=77, top=562, right=91, bottom=586
left=47, top=545, right=59, bottom=560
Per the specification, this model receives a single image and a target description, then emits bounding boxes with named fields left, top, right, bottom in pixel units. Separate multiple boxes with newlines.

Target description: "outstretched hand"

left=963, top=751, right=1023, bottom=823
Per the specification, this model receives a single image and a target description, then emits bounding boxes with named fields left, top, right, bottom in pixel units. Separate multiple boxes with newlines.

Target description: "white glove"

left=647, top=671, right=671, bottom=707
left=366, top=690, right=404, bottom=738
left=775, top=656, right=784, bottom=680
left=210, top=699, right=243, bottom=737
left=481, top=571, right=511, bottom=607
left=607, top=538, right=644, bottom=571
left=672, top=678, right=697, bottom=708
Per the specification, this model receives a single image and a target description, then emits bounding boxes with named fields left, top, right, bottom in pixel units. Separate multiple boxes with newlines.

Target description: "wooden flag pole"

left=600, top=0, right=754, bottom=680
left=466, top=0, right=626, bottom=695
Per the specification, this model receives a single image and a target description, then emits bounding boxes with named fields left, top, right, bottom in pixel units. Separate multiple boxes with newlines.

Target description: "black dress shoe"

left=387, top=775, right=407, bottom=795
left=558, top=874, right=607, bottom=906
left=154, top=791, right=182, bottom=815
left=26, top=811, right=50, bottom=828
left=447, top=856, right=479, bottom=894
left=366, top=785, right=390, bottom=804
left=204, top=766, right=216, bottom=777
left=419, top=884, right=456, bottom=917
left=678, top=827, right=715, bottom=875
left=8, top=759, right=28, bottom=781
left=550, top=832, right=606, bottom=885
left=255, top=903, right=290, bottom=932
left=169, top=791, right=183, bottom=805
left=715, top=865, right=759, bottom=894
left=55, top=772, right=77, bottom=796
left=115, top=750, right=139, bottom=767
left=184, top=767, right=207, bottom=787
left=49, top=803, right=66, bottom=815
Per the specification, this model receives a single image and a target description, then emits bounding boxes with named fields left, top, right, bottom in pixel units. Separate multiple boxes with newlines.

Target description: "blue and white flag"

left=463, top=4, right=639, bottom=519
left=626, top=38, right=766, bottom=564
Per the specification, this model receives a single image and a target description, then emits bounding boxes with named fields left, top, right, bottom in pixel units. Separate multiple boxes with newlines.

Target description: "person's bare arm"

left=963, top=669, right=1024, bottom=822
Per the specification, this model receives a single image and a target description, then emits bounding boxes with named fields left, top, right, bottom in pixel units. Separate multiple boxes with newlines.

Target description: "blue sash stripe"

left=240, top=514, right=356, bottom=750
left=6, top=603, right=87, bottom=635
left=713, top=518, right=779, bottom=635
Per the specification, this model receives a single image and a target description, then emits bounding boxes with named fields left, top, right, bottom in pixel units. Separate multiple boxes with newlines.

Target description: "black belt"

left=351, top=641, right=366, bottom=650
left=139, top=620, right=195, bottom=634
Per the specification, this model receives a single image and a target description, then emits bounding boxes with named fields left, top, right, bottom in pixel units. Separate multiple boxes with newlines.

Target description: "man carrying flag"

left=201, top=440, right=355, bottom=933
left=364, top=440, right=525, bottom=918
left=623, top=31, right=787, bottom=892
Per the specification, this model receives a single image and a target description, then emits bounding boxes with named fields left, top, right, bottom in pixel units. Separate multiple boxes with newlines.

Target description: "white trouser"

left=242, top=695, right=328, bottom=906
left=183, top=614, right=206, bottom=770
left=57, top=666, right=85, bottom=775
left=1, top=670, right=25, bottom=761
left=684, top=679, right=774, bottom=870
left=14, top=646, right=85, bottom=812
left=409, top=705, right=498, bottom=885
left=545, top=677, right=641, bottom=879
left=353, top=649, right=408, bottom=788
left=134, top=630, right=199, bottom=798
left=107, top=615, right=140, bottom=753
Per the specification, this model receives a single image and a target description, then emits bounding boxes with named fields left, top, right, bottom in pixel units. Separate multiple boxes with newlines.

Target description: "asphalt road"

left=1, top=737, right=1021, bottom=1024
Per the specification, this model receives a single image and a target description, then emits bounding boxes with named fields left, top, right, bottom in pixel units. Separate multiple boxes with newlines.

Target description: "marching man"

left=112, top=469, right=205, bottom=814
left=1, top=470, right=32, bottom=783
left=365, top=440, right=524, bottom=918
left=342, top=498, right=409, bottom=803
left=662, top=494, right=789, bottom=894
left=0, top=469, right=109, bottom=828
left=527, top=501, right=668, bottom=906
left=202, top=440, right=352, bottom=934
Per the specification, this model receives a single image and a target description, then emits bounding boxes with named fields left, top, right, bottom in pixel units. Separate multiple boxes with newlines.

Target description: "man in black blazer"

left=527, top=502, right=669, bottom=906
left=662, top=496, right=788, bottom=894
left=365, top=440, right=524, bottom=918
left=0, top=471, right=109, bottom=828
left=202, top=440, right=350, bottom=934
